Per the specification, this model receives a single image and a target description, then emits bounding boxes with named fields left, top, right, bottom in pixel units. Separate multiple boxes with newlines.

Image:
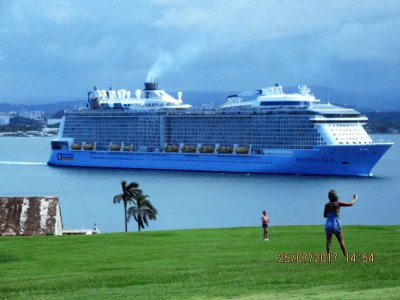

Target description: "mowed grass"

left=0, top=225, right=399, bottom=299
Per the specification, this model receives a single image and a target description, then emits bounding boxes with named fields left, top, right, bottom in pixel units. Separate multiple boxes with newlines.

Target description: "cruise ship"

left=48, top=82, right=393, bottom=176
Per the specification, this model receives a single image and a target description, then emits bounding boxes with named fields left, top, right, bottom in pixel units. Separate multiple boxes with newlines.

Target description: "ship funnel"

left=144, top=82, right=159, bottom=90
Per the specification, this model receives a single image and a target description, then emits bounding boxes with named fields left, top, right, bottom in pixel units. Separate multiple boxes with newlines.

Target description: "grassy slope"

left=0, top=226, right=399, bottom=299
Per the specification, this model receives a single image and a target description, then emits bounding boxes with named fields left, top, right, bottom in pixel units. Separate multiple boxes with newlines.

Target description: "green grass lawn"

left=0, top=225, right=399, bottom=299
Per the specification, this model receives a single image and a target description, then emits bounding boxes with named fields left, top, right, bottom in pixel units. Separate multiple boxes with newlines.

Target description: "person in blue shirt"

left=324, top=190, right=358, bottom=255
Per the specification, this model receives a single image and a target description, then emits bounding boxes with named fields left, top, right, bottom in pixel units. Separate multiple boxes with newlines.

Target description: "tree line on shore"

left=365, top=111, right=400, bottom=133
left=0, top=116, right=44, bottom=132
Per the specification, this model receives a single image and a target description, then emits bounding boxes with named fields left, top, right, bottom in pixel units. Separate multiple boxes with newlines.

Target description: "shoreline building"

left=0, top=112, right=10, bottom=125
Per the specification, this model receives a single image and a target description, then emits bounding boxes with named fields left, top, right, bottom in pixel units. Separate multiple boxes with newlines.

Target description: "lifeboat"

left=110, top=144, right=121, bottom=151
left=122, top=145, right=131, bottom=151
left=71, top=143, right=82, bottom=150
left=199, top=145, right=215, bottom=153
left=84, top=143, right=94, bottom=150
left=182, top=145, right=197, bottom=153
left=235, top=146, right=249, bottom=154
left=131, top=146, right=138, bottom=152
left=164, top=144, right=180, bottom=152
left=217, top=146, right=233, bottom=154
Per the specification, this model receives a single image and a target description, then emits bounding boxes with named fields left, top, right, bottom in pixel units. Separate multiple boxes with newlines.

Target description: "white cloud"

left=151, top=0, right=400, bottom=49
left=43, top=0, right=82, bottom=25
left=323, top=18, right=400, bottom=64
left=0, top=2, right=28, bottom=34
left=153, top=6, right=207, bottom=29
left=1, top=0, right=400, bottom=101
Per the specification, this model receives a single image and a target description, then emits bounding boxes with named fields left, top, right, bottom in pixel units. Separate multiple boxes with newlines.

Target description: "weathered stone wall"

left=0, top=196, right=63, bottom=236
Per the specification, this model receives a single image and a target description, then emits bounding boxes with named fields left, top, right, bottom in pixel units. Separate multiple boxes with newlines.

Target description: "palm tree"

left=127, top=194, right=158, bottom=232
left=113, top=181, right=142, bottom=232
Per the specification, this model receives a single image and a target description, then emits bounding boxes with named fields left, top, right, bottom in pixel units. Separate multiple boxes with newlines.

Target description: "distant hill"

left=0, top=100, right=86, bottom=115
left=0, top=86, right=399, bottom=114
left=302, top=86, right=400, bottom=111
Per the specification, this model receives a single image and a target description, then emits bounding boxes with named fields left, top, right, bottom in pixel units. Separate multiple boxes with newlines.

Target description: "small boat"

left=235, top=146, right=249, bottom=154
left=110, top=144, right=121, bottom=151
left=217, top=146, right=233, bottom=154
left=199, top=146, right=215, bottom=153
left=164, top=145, right=180, bottom=152
left=182, top=145, right=197, bottom=153
left=84, top=143, right=94, bottom=150
left=122, top=145, right=131, bottom=151
left=71, top=143, right=82, bottom=150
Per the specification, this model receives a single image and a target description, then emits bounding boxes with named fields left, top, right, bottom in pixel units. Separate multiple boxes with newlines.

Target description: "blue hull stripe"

left=48, top=143, right=392, bottom=176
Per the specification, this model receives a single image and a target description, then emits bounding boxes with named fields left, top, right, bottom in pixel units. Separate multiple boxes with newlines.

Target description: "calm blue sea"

left=0, top=135, right=398, bottom=232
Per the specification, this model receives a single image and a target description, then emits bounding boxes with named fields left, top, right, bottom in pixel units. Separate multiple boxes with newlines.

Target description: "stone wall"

left=0, top=196, right=63, bottom=236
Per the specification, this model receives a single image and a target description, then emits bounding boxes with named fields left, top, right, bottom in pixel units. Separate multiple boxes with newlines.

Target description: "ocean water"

left=0, top=135, right=398, bottom=232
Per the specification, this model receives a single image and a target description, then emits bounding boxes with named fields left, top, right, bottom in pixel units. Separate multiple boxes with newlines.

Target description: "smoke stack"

left=144, top=82, right=159, bottom=90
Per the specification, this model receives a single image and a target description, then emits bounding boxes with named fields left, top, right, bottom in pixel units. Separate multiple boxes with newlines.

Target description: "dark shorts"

left=262, top=224, right=268, bottom=229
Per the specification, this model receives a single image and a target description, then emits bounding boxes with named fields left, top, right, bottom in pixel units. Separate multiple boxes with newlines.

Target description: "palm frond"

left=133, top=215, right=139, bottom=223
left=126, top=197, right=137, bottom=206
left=141, top=207, right=157, bottom=219
left=127, top=189, right=142, bottom=200
left=126, top=182, right=139, bottom=190
left=127, top=207, right=137, bottom=220
left=148, top=212, right=157, bottom=220
left=142, top=200, right=156, bottom=211
left=126, top=209, right=133, bottom=222
left=113, top=194, right=123, bottom=204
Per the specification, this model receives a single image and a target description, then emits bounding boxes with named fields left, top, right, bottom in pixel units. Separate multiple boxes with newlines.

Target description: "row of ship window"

left=66, top=118, right=314, bottom=125
left=337, top=141, right=373, bottom=145
left=90, top=156, right=273, bottom=164
left=69, top=130, right=320, bottom=136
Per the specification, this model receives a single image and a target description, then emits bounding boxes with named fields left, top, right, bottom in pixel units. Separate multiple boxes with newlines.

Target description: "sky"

left=0, top=0, right=400, bottom=103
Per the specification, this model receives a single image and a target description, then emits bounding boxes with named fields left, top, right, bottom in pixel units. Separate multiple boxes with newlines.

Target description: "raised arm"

left=339, top=194, right=358, bottom=207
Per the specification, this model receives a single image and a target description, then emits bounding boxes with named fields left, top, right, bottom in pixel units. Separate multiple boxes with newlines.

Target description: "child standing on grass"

left=262, top=210, right=270, bottom=241
left=324, top=190, right=358, bottom=255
